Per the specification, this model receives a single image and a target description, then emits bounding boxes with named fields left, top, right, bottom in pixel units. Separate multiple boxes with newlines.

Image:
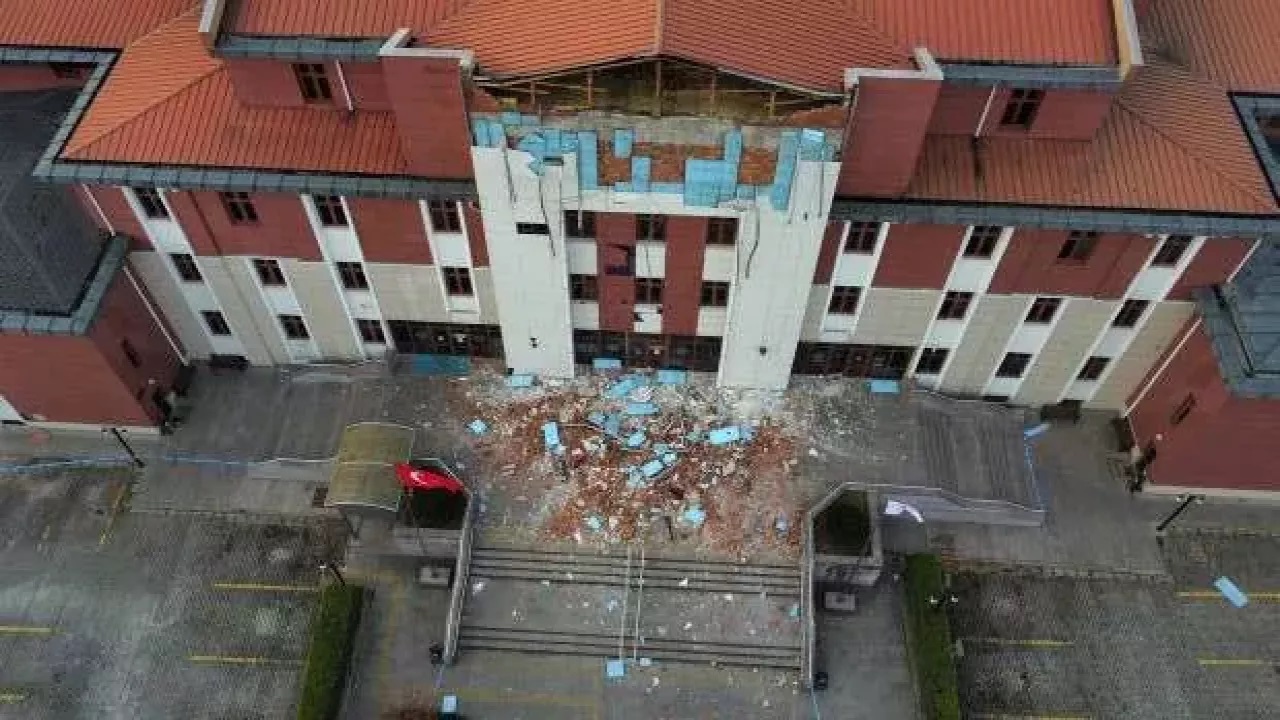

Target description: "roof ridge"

left=66, top=69, right=223, bottom=162
left=1113, top=98, right=1277, bottom=212
left=838, top=0, right=915, bottom=62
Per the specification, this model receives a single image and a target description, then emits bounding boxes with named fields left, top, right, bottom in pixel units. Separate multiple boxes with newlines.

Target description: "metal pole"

left=320, top=562, right=346, bottom=586
left=632, top=544, right=645, bottom=662
left=1156, top=494, right=1204, bottom=534
left=617, top=546, right=632, bottom=661
left=107, top=427, right=145, bottom=468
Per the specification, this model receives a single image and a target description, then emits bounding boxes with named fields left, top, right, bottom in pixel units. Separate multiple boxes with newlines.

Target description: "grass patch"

left=903, top=554, right=961, bottom=720
left=297, top=584, right=364, bottom=720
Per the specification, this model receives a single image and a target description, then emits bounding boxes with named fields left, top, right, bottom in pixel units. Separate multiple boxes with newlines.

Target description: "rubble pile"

left=458, top=369, right=803, bottom=556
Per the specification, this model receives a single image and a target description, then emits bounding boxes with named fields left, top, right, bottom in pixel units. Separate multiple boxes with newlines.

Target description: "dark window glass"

left=427, top=199, right=462, bottom=233
left=1152, top=235, right=1193, bottom=266
left=915, top=347, right=949, bottom=375
left=1058, top=231, right=1098, bottom=262
left=202, top=311, right=231, bottom=336
left=336, top=262, right=369, bottom=290
left=995, top=352, right=1032, bottom=378
left=937, top=291, right=973, bottom=320
left=1171, top=394, right=1196, bottom=426
left=1025, top=297, right=1061, bottom=324
left=635, top=278, right=664, bottom=305
left=637, top=214, right=666, bottom=242
left=219, top=192, right=258, bottom=224
left=253, top=258, right=286, bottom=286
left=312, top=195, right=347, bottom=226
left=516, top=222, right=550, bottom=235
left=844, top=222, right=880, bottom=254
left=442, top=267, right=473, bottom=296
left=170, top=253, right=202, bottom=282
left=706, top=217, right=737, bottom=246
left=1113, top=299, right=1148, bottom=328
left=570, top=274, right=597, bottom=301
left=279, top=314, right=310, bottom=340
left=828, top=286, right=861, bottom=315
left=1077, top=356, right=1110, bottom=381
left=121, top=339, right=140, bottom=368
left=964, top=226, right=1003, bottom=258
left=1000, top=88, right=1044, bottom=128
left=564, top=210, right=596, bottom=239
left=356, top=319, right=385, bottom=344
left=700, top=281, right=730, bottom=307
left=49, top=62, right=81, bottom=79
left=133, top=187, right=169, bottom=219
left=293, top=63, right=332, bottom=102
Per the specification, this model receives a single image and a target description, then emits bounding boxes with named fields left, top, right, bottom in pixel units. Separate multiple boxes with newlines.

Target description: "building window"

left=570, top=274, right=597, bottom=301
left=293, top=63, right=332, bottom=102
left=1171, top=394, right=1196, bottom=426
left=964, top=226, right=1003, bottom=258
left=915, top=347, right=949, bottom=375
left=516, top=222, right=550, bottom=235
left=828, top=286, right=861, bottom=315
left=1000, top=88, right=1044, bottom=129
left=844, top=222, right=880, bottom=254
left=49, top=62, right=81, bottom=79
left=427, top=199, right=462, bottom=233
left=356, top=319, right=386, bottom=344
left=312, top=195, right=347, bottom=226
left=121, top=339, right=141, bottom=368
left=706, top=217, right=737, bottom=246
left=219, top=192, right=258, bottom=224
left=442, top=267, right=473, bottom=296
left=701, top=281, right=730, bottom=307
left=995, top=352, right=1032, bottom=378
left=336, top=262, right=369, bottom=290
left=635, top=278, right=664, bottom=305
left=202, top=311, right=231, bottom=336
left=1113, top=299, right=1148, bottom=328
left=1025, top=297, right=1061, bottom=324
left=1058, top=231, right=1098, bottom=263
left=170, top=253, right=203, bottom=283
left=133, top=187, right=168, bottom=219
left=253, top=258, right=286, bottom=286
left=278, top=314, right=310, bottom=340
left=937, top=291, right=973, bottom=320
left=1077, top=356, right=1110, bottom=381
left=1152, top=235, right=1193, bottom=266
left=564, top=210, right=596, bottom=239
left=637, top=214, right=666, bottom=242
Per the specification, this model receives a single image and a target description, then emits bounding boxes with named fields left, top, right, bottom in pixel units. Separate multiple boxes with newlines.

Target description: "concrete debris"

left=678, top=578, right=690, bottom=587
left=506, top=373, right=536, bottom=388
left=471, top=580, right=486, bottom=595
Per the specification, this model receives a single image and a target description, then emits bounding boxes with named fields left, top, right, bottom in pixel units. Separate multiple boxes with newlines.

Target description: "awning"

left=325, top=422, right=416, bottom=513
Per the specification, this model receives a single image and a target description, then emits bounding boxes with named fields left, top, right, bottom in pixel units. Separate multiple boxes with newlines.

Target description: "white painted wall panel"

left=1089, top=301, right=1195, bottom=410
left=940, top=294, right=1025, bottom=394
left=697, top=307, right=728, bottom=337
left=433, top=233, right=472, bottom=267
left=800, top=285, right=827, bottom=342
left=571, top=302, right=599, bottom=330
left=129, top=252, right=213, bottom=358
left=366, top=264, right=449, bottom=323
left=634, top=242, right=666, bottom=279
left=286, top=260, right=362, bottom=360
left=567, top=240, right=597, bottom=275
left=201, top=258, right=278, bottom=365
left=851, top=288, right=939, bottom=347
left=1015, top=299, right=1115, bottom=406
left=703, top=246, right=737, bottom=282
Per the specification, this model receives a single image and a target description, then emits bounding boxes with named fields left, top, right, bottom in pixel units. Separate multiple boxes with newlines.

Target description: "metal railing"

left=442, top=479, right=478, bottom=664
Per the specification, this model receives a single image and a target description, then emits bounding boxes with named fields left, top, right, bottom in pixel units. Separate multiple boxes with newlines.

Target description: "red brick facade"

left=595, top=213, right=638, bottom=332
left=988, top=230, right=1156, bottom=298
left=1168, top=236, right=1254, bottom=300
left=873, top=222, right=964, bottom=289
left=381, top=55, right=474, bottom=179
left=183, top=191, right=321, bottom=260
left=348, top=198, right=431, bottom=264
left=837, top=76, right=940, bottom=197
left=660, top=216, right=709, bottom=335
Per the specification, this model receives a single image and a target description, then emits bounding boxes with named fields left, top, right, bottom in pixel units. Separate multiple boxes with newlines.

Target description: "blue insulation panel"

left=685, top=159, right=727, bottom=207
left=614, top=182, right=634, bottom=192
left=411, top=354, right=470, bottom=376
left=632, top=156, right=651, bottom=192
left=656, top=369, right=687, bottom=385
left=651, top=182, right=684, bottom=195
left=798, top=128, right=831, bottom=161
left=613, top=128, right=634, bottom=158
left=867, top=379, right=901, bottom=395
left=520, top=114, right=540, bottom=126
left=577, top=131, right=599, bottom=189
left=1214, top=576, right=1249, bottom=607
left=506, top=373, right=536, bottom=388
left=499, top=111, right=522, bottom=126
left=592, top=357, right=622, bottom=370
left=723, top=129, right=743, bottom=165
left=542, top=422, right=561, bottom=452
left=770, top=131, right=799, bottom=211
left=707, top=426, right=743, bottom=445
left=543, top=128, right=564, bottom=157
left=625, top=402, right=658, bottom=416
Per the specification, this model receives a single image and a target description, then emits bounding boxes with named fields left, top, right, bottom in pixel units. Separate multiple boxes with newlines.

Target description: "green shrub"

left=297, top=584, right=364, bottom=720
left=903, top=555, right=961, bottom=720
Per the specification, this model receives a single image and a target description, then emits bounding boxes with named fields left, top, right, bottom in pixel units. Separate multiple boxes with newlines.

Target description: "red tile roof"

left=0, top=0, right=196, bottom=49
left=851, top=0, right=1118, bottom=65
left=1142, top=0, right=1280, bottom=93
left=228, top=0, right=465, bottom=38
left=62, top=13, right=406, bottom=175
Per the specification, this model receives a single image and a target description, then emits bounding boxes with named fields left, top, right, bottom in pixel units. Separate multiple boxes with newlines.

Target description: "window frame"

left=133, top=187, right=169, bottom=219
left=843, top=222, right=880, bottom=254
left=915, top=347, right=949, bottom=375
left=335, top=261, right=369, bottom=290
left=1077, top=356, right=1110, bottom=381
left=1000, top=88, right=1045, bottom=129
left=219, top=191, right=258, bottom=224
left=1025, top=297, right=1062, bottom=324
left=964, top=226, right=1002, bottom=258
left=252, top=258, right=287, bottom=287
left=937, top=291, right=973, bottom=320
left=1057, top=231, right=1098, bottom=263
left=700, top=280, right=730, bottom=308
left=442, top=266, right=473, bottom=296
left=706, top=217, right=737, bottom=246
left=426, top=199, right=462, bottom=233
left=636, top=214, right=666, bottom=242
left=569, top=273, right=598, bottom=301
left=563, top=210, right=597, bottom=239
left=635, top=277, right=664, bottom=305
left=202, top=310, right=231, bottom=336
left=312, top=195, right=347, bottom=227
left=1113, top=299, right=1149, bottom=328
left=355, top=318, right=386, bottom=345
left=170, top=253, right=203, bottom=283
left=828, top=285, right=861, bottom=315
left=995, top=352, right=1033, bottom=379
left=278, top=314, right=310, bottom=341
left=1151, top=235, right=1193, bottom=266
left=293, top=62, right=332, bottom=103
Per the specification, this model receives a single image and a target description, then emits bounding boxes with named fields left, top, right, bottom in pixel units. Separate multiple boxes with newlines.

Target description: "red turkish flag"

left=394, top=463, right=464, bottom=494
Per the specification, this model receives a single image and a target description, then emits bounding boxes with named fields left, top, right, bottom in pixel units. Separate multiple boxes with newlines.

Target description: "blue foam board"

left=625, top=402, right=658, bottom=416
left=866, top=379, right=901, bottom=395
left=506, top=374, right=535, bottom=388
left=626, top=431, right=647, bottom=448
left=542, top=422, right=561, bottom=451
left=613, top=128, right=634, bottom=158
left=657, top=369, right=687, bottom=385
left=641, top=459, right=664, bottom=477
left=1214, top=576, right=1249, bottom=607
left=593, top=357, right=623, bottom=370
left=707, top=426, right=743, bottom=445
left=468, top=419, right=488, bottom=435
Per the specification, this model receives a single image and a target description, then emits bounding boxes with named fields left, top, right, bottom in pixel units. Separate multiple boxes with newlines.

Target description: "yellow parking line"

left=1178, top=590, right=1280, bottom=601
left=188, top=655, right=302, bottom=667
left=964, top=637, right=1074, bottom=649
left=0, top=692, right=26, bottom=703
left=0, top=626, right=54, bottom=636
left=1197, top=658, right=1274, bottom=667
left=98, top=480, right=130, bottom=546
left=211, top=582, right=318, bottom=593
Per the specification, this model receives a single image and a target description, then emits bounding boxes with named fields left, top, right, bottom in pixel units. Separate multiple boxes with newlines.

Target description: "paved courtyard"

left=0, top=467, right=344, bottom=720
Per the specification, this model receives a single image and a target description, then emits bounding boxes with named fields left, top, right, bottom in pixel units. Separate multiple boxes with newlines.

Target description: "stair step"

left=466, top=569, right=799, bottom=596
left=459, top=625, right=800, bottom=669
left=473, top=545, right=799, bottom=573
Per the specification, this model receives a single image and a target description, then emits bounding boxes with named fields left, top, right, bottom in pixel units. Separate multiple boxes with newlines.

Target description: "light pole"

left=104, top=427, right=145, bottom=468
left=1156, top=494, right=1205, bottom=535
left=318, top=561, right=346, bottom=586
